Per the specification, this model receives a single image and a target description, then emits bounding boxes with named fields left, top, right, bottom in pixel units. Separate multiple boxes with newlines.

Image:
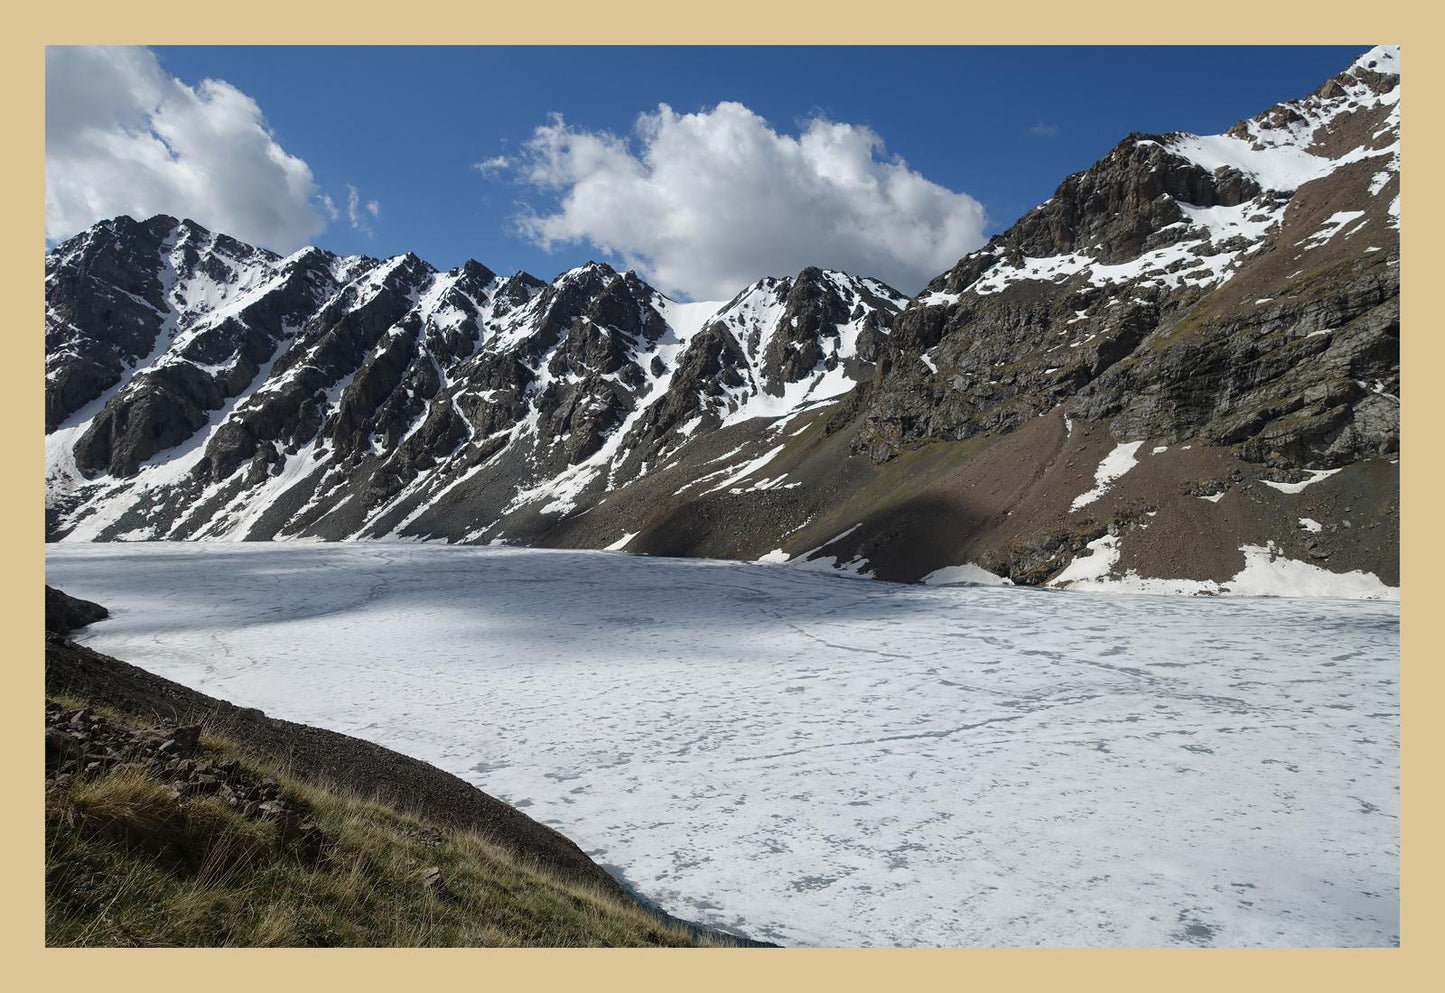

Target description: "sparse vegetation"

left=45, top=699, right=715, bottom=948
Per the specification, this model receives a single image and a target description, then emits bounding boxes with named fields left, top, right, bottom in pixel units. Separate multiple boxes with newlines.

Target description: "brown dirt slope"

left=528, top=403, right=1397, bottom=588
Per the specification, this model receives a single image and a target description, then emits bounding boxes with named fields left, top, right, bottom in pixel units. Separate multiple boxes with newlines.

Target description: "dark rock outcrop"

left=45, top=586, right=108, bottom=635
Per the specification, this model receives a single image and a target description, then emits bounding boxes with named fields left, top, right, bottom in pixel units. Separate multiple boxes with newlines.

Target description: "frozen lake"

left=46, top=542, right=1398, bottom=947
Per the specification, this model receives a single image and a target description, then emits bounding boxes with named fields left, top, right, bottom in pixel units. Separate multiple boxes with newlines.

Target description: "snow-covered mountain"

left=45, top=47, right=1400, bottom=597
left=46, top=219, right=906, bottom=544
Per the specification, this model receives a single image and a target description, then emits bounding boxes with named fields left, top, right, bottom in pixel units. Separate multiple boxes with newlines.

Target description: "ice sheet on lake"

left=46, top=543, right=1398, bottom=948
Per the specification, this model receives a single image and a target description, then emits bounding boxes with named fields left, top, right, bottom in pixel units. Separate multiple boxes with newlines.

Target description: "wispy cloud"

left=1029, top=120, right=1060, bottom=138
left=473, top=155, right=512, bottom=176
left=345, top=184, right=380, bottom=235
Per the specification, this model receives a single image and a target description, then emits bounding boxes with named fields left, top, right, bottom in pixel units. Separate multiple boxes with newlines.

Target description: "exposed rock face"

left=44, top=47, right=1399, bottom=596
left=46, top=220, right=905, bottom=543
left=45, top=586, right=109, bottom=634
left=1001, top=135, right=1261, bottom=263
left=46, top=215, right=185, bottom=431
left=858, top=46, right=1400, bottom=476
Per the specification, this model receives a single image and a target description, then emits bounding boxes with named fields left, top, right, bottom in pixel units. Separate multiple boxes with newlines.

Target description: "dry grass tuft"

left=46, top=701, right=722, bottom=948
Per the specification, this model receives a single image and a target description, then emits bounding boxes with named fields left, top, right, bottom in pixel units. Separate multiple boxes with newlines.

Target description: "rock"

left=418, top=865, right=457, bottom=902
left=45, top=728, right=80, bottom=770
left=295, top=821, right=327, bottom=866
left=256, top=799, right=289, bottom=820
left=45, top=587, right=109, bottom=634
left=854, top=65, right=1398, bottom=473
left=45, top=701, right=335, bottom=875
left=169, top=725, right=202, bottom=753
left=408, top=826, right=446, bottom=849
left=1180, top=478, right=1227, bottom=498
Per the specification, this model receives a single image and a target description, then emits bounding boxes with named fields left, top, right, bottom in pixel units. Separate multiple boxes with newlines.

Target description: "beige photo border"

left=4, top=3, right=1437, bottom=988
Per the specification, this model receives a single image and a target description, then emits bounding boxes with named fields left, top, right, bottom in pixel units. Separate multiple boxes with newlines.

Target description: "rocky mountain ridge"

left=46, top=216, right=906, bottom=542
left=45, top=46, right=1400, bottom=597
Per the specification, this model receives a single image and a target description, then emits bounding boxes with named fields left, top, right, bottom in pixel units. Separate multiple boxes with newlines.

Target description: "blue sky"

left=48, top=45, right=1371, bottom=298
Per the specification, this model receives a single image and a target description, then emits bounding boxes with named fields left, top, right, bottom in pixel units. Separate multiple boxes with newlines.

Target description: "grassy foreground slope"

left=45, top=697, right=708, bottom=947
left=43, top=594, right=731, bottom=948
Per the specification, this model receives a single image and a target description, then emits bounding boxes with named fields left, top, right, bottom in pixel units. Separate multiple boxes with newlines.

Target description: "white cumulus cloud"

left=505, top=102, right=988, bottom=299
left=46, top=46, right=328, bottom=252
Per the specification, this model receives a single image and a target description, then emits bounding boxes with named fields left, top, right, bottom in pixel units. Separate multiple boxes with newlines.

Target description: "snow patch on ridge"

left=1071, top=441, right=1145, bottom=510
left=1051, top=536, right=1396, bottom=601
left=923, top=563, right=1012, bottom=586
left=604, top=531, right=638, bottom=552
left=1262, top=468, right=1343, bottom=494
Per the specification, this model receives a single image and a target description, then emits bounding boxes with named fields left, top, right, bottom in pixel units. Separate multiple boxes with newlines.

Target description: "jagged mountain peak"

left=1346, top=44, right=1400, bottom=76
left=1176, top=46, right=1398, bottom=186
left=552, top=259, right=625, bottom=287
left=454, top=258, right=498, bottom=284
left=915, top=44, right=1399, bottom=319
left=865, top=45, right=1397, bottom=498
left=43, top=48, right=1398, bottom=600
left=45, top=214, right=906, bottom=541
